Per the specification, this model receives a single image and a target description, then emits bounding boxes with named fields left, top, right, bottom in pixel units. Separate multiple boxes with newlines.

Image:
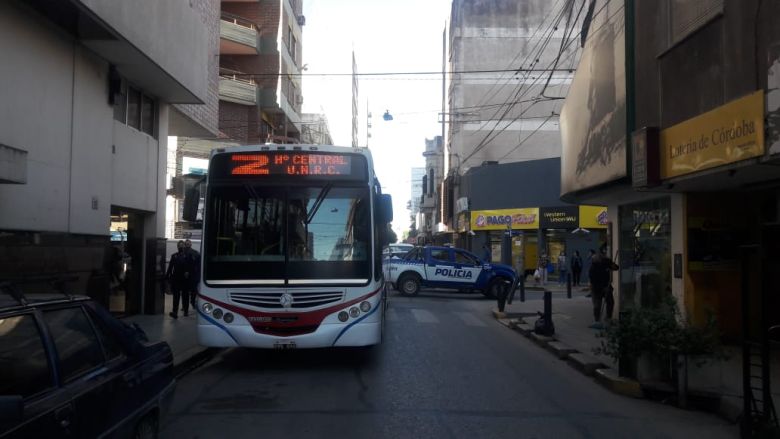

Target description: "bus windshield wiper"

left=306, top=183, right=332, bottom=225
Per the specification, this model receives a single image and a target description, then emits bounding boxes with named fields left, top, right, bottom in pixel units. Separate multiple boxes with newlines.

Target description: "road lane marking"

left=453, top=311, right=488, bottom=327
left=410, top=308, right=439, bottom=324
left=386, top=307, right=399, bottom=322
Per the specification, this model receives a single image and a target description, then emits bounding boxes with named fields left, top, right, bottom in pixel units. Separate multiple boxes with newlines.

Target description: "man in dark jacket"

left=166, top=240, right=193, bottom=318
left=588, top=248, right=618, bottom=328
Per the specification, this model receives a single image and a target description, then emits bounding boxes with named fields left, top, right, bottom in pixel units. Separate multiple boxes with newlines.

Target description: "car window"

left=430, top=249, right=450, bottom=263
left=403, top=248, right=420, bottom=261
left=85, top=308, right=123, bottom=362
left=454, top=251, right=479, bottom=265
left=44, top=307, right=106, bottom=382
left=0, top=314, right=54, bottom=398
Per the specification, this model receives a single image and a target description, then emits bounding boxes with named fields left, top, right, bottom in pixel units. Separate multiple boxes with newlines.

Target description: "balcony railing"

left=420, top=193, right=435, bottom=209
left=218, top=69, right=257, bottom=106
left=220, top=13, right=259, bottom=55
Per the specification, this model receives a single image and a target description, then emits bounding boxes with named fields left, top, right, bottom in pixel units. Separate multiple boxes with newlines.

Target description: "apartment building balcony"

left=220, top=13, right=259, bottom=55
left=219, top=69, right=257, bottom=106
left=420, top=193, right=436, bottom=210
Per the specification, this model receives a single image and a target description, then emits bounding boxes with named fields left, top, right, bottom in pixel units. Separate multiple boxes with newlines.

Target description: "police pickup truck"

left=384, top=246, right=517, bottom=298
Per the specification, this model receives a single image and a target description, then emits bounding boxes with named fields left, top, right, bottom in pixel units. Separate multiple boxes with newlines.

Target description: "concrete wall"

left=172, top=0, right=220, bottom=137
left=0, top=2, right=167, bottom=238
left=460, top=158, right=566, bottom=210
left=448, top=0, right=577, bottom=172
left=77, top=0, right=211, bottom=103
left=0, top=2, right=79, bottom=233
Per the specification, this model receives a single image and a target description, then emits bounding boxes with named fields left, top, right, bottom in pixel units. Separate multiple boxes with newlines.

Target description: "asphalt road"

left=161, top=289, right=737, bottom=439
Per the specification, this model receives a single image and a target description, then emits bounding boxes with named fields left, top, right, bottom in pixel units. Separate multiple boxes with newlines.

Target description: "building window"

left=141, top=95, right=155, bottom=136
left=112, top=76, right=157, bottom=138
left=618, top=197, right=672, bottom=311
left=127, top=87, right=141, bottom=129
left=288, top=27, right=296, bottom=61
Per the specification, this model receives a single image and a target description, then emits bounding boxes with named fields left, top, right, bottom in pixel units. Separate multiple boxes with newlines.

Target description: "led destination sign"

left=230, top=153, right=353, bottom=176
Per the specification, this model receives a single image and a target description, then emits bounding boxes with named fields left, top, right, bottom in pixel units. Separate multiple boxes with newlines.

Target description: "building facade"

left=560, top=0, right=780, bottom=422
left=300, top=113, right=333, bottom=145
left=443, top=0, right=599, bottom=269
left=0, top=0, right=216, bottom=315
left=419, top=137, right=445, bottom=243
left=171, top=0, right=306, bottom=239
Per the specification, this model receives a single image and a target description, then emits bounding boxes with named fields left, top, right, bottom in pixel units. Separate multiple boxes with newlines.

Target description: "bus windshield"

left=204, top=183, right=372, bottom=284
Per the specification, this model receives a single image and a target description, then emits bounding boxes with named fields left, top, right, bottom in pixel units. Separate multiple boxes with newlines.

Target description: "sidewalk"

left=504, top=284, right=616, bottom=370
left=124, top=294, right=210, bottom=374
left=493, top=283, right=647, bottom=399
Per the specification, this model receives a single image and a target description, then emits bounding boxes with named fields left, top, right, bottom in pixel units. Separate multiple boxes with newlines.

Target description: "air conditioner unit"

left=295, top=95, right=304, bottom=104
left=296, top=15, right=306, bottom=26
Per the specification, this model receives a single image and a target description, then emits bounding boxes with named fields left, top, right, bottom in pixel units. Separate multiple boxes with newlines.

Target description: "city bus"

left=183, top=144, right=393, bottom=349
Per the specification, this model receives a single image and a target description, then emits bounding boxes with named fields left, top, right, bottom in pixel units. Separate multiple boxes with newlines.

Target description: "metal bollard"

left=567, top=272, right=572, bottom=299
left=544, top=290, right=552, bottom=322
left=519, top=274, right=525, bottom=302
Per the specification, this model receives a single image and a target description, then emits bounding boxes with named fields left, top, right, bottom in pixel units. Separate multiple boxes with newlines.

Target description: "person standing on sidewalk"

left=482, top=243, right=492, bottom=263
left=557, top=251, right=567, bottom=285
left=184, top=239, right=200, bottom=309
left=588, top=248, right=619, bottom=328
left=571, top=250, right=583, bottom=286
left=166, top=240, right=192, bottom=319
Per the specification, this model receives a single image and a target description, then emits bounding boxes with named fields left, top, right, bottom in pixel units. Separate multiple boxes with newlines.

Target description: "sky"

left=301, top=0, right=452, bottom=236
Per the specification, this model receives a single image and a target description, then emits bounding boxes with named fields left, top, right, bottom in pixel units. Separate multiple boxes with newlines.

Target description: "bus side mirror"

left=378, top=194, right=393, bottom=224
left=183, top=183, right=201, bottom=222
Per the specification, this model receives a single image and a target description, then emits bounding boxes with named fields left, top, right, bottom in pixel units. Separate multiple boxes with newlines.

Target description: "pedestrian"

left=585, top=249, right=596, bottom=296
left=537, top=254, right=548, bottom=286
left=166, top=240, right=193, bottom=319
left=557, top=251, right=567, bottom=285
left=588, top=248, right=619, bottom=329
left=482, top=243, right=492, bottom=263
left=571, top=250, right=583, bottom=286
left=184, top=239, right=201, bottom=309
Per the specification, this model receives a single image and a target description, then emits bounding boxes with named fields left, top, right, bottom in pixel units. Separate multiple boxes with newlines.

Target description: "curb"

left=546, top=341, right=578, bottom=359
left=493, top=314, right=641, bottom=397
left=594, top=368, right=644, bottom=398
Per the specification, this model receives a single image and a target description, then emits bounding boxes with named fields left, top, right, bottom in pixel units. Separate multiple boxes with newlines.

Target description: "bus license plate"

left=274, top=341, right=297, bottom=350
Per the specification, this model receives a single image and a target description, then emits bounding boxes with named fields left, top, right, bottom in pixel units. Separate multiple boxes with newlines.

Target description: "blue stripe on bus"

left=331, top=302, right=381, bottom=346
left=198, top=309, right=240, bottom=345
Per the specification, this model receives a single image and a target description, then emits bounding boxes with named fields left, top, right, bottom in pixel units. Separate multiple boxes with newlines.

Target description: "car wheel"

left=398, top=274, right=420, bottom=296
left=484, top=278, right=508, bottom=299
left=134, top=413, right=158, bottom=439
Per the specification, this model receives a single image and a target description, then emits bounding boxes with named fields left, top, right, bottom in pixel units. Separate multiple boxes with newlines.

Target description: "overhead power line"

left=226, top=68, right=576, bottom=78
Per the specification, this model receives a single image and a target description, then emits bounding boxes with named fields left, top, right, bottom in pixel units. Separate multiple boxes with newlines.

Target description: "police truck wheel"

left=398, top=274, right=420, bottom=296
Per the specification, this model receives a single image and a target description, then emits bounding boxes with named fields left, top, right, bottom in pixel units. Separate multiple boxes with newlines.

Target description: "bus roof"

left=210, top=144, right=372, bottom=158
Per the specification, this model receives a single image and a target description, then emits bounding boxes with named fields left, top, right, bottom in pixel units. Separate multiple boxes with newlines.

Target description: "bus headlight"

left=202, top=303, right=214, bottom=314
left=349, top=307, right=360, bottom=318
left=223, top=313, right=234, bottom=323
left=360, top=301, right=371, bottom=313
left=212, top=308, right=223, bottom=320
left=338, top=311, right=349, bottom=322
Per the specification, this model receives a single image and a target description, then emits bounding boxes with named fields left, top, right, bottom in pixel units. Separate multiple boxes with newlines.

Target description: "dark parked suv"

left=0, top=279, right=174, bottom=438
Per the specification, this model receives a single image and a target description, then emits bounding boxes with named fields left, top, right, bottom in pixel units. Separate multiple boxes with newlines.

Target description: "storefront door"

left=109, top=207, right=145, bottom=316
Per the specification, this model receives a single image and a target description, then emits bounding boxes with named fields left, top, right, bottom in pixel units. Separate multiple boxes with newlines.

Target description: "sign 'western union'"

left=660, top=90, right=765, bottom=179
left=471, top=208, right=539, bottom=231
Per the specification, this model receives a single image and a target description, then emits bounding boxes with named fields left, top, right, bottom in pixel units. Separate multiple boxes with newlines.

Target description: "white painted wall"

left=77, top=0, right=210, bottom=103
left=69, top=46, right=113, bottom=235
left=0, top=3, right=168, bottom=239
left=0, top=3, right=75, bottom=233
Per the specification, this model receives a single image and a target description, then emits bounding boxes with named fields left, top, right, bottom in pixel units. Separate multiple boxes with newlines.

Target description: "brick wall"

left=174, top=0, right=219, bottom=136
